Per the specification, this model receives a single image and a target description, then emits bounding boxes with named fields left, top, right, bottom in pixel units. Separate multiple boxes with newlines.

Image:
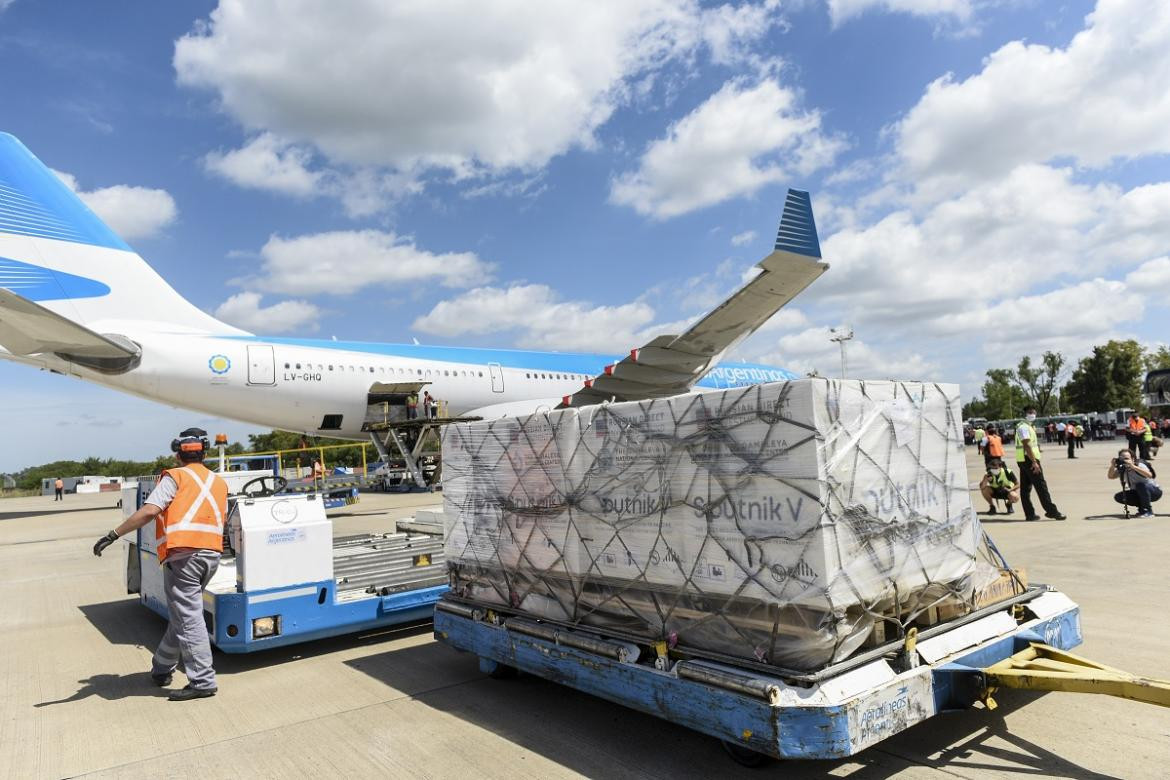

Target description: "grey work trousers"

left=151, top=550, right=220, bottom=690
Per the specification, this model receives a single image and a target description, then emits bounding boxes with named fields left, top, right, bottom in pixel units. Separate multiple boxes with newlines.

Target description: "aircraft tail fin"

left=0, top=132, right=244, bottom=336
left=773, top=189, right=821, bottom=259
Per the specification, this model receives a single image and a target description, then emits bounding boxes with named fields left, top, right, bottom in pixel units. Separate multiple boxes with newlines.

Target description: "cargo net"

left=443, top=379, right=983, bottom=672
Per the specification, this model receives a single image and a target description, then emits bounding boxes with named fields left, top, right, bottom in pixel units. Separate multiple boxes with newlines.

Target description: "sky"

left=1, top=0, right=1169, bottom=471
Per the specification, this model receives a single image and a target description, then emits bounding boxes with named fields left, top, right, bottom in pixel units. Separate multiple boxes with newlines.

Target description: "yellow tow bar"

left=982, top=642, right=1170, bottom=709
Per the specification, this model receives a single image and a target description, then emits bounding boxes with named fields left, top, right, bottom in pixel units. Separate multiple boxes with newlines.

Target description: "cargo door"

left=488, top=362, right=504, bottom=393
left=247, top=345, right=276, bottom=385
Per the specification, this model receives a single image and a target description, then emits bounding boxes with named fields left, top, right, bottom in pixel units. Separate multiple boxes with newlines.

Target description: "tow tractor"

left=122, top=471, right=447, bottom=652
left=435, top=578, right=1170, bottom=765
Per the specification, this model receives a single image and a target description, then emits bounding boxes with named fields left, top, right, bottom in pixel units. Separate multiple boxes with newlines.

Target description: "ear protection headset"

left=171, top=427, right=210, bottom=456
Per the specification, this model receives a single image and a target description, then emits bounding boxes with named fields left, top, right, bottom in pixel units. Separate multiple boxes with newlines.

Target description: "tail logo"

left=0, top=256, right=110, bottom=301
left=208, top=355, right=231, bottom=375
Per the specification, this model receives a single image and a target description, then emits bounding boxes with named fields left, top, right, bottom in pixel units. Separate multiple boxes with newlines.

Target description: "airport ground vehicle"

left=434, top=586, right=1168, bottom=765
left=122, top=473, right=446, bottom=652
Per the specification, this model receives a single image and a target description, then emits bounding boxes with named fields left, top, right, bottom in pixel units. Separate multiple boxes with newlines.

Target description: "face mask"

left=1025, top=414, right=1036, bottom=422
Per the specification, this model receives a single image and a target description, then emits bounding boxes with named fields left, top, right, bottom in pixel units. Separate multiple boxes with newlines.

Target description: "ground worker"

left=1141, top=417, right=1154, bottom=461
left=980, top=457, right=1019, bottom=515
left=406, top=392, right=418, bottom=420
left=974, top=425, right=986, bottom=457
left=92, top=427, right=227, bottom=701
left=1127, top=413, right=1146, bottom=458
left=54, top=477, right=63, bottom=501
left=312, top=457, right=325, bottom=481
left=1016, top=406, right=1067, bottom=522
left=983, top=426, right=1005, bottom=468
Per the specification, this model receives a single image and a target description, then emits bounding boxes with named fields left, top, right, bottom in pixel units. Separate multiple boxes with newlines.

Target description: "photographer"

left=1108, top=449, right=1162, bottom=518
left=979, top=457, right=1019, bottom=515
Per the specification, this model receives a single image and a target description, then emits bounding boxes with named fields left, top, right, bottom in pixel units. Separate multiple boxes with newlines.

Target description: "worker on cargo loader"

left=91, top=427, right=227, bottom=701
left=1108, top=449, right=1161, bottom=518
left=1015, top=407, right=1067, bottom=522
left=980, top=458, right=1019, bottom=515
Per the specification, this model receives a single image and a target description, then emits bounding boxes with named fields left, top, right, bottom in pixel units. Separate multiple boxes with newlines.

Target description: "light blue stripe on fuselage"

left=224, top=335, right=797, bottom=387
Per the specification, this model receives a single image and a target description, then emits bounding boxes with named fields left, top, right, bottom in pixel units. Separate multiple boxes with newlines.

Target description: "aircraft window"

left=426, top=370, right=432, bottom=376
left=317, top=364, right=323, bottom=371
left=418, top=369, right=423, bottom=375
left=328, top=365, right=333, bottom=371
left=478, top=371, right=483, bottom=377
left=296, top=363, right=301, bottom=370
left=369, top=366, right=374, bottom=372
left=444, top=370, right=449, bottom=376
left=284, top=363, right=290, bottom=369
left=525, top=373, right=530, bottom=379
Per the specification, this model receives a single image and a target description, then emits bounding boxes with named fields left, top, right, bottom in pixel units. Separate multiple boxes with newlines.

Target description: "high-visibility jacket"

left=155, top=463, right=228, bottom=563
left=986, top=434, right=1004, bottom=458
left=1128, top=416, right=1146, bottom=435
left=1015, top=421, right=1040, bottom=463
left=987, top=468, right=1015, bottom=490
left=1143, top=422, right=1153, bottom=442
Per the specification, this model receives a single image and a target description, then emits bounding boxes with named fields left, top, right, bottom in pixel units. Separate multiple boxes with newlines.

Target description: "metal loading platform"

left=434, top=587, right=1170, bottom=765
left=332, top=532, right=446, bottom=598
left=362, top=380, right=481, bottom=489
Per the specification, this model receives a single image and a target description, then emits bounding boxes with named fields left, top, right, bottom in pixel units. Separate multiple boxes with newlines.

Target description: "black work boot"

left=168, top=685, right=217, bottom=701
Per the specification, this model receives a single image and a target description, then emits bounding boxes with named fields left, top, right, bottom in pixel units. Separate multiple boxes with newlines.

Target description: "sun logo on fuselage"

left=208, top=355, right=231, bottom=375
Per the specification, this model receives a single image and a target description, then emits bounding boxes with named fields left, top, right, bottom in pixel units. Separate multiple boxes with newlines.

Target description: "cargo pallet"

left=434, top=587, right=1169, bottom=765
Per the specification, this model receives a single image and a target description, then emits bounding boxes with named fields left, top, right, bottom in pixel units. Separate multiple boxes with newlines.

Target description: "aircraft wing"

left=0, top=288, right=138, bottom=359
left=561, top=189, right=827, bottom=407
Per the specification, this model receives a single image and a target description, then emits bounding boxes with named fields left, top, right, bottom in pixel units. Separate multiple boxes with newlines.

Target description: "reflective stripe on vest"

left=1129, top=417, right=1145, bottom=434
left=154, top=463, right=228, bottom=563
left=988, top=468, right=1013, bottom=490
left=1015, top=422, right=1040, bottom=463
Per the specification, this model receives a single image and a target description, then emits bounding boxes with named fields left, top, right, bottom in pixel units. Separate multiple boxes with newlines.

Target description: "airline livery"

left=0, top=133, right=827, bottom=441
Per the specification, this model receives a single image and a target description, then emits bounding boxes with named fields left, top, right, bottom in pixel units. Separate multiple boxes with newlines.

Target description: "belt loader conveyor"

left=122, top=475, right=448, bottom=652
left=434, top=587, right=1170, bottom=765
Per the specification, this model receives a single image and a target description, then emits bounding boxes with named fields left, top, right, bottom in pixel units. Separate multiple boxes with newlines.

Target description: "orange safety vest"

left=154, top=463, right=228, bottom=563
left=986, top=434, right=1004, bottom=458
left=1128, top=416, right=1146, bottom=435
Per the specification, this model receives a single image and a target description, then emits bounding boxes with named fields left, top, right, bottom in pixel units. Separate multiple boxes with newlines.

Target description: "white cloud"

left=204, top=133, right=323, bottom=197
left=895, top=0, right=1170, bottom=198
left=203, top=134, right=422, bottom=216
left=246, top=230, right=494, bottom=296
left=930, top=278, right=1144, bottom=355
left=53, top=170, right=178, bottom=240
left=827, top=0, right=973, bottom=27
left=412, top=284, right=656, bottom=352
left=730, top=230, right=757, bottom=246
left=814, top=164, right=1170, bottom=332
left=175, top=0, right=784, bottom=198
left=753, top=326, right=937, bottom=379
left=1126, top=256, right=1170, bottom=298
left=610, top=77, right=845, bottom=218
left=214, top=292, right=321, bottom=334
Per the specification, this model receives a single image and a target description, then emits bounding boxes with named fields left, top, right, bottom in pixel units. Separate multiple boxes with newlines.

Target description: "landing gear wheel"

left=720, top=740, right=772, bottom=768
left=239, top=475, right=288, bottom=498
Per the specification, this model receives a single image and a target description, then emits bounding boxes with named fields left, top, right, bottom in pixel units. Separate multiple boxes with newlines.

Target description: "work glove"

left=93, top=530, right=119, bottom=557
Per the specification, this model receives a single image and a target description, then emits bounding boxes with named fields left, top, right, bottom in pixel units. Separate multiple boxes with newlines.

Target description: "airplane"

left=0, top=132, right=828, bottom=447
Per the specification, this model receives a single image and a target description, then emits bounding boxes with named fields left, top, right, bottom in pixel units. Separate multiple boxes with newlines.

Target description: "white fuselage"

left=8, top=329, right=792, bottom=440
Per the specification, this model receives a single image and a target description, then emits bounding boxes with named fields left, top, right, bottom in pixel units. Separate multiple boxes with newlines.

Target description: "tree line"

left=7, top=431, right=367, bottom=491
left=962, top=340, right=1170, bottom=421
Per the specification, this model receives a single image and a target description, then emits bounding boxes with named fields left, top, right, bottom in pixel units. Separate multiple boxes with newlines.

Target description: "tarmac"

left=2, top=440, right=1169, bottom=779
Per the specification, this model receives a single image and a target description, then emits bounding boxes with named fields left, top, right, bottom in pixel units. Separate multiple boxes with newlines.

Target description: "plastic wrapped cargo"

left=442, top=379, right=982, bottom=671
